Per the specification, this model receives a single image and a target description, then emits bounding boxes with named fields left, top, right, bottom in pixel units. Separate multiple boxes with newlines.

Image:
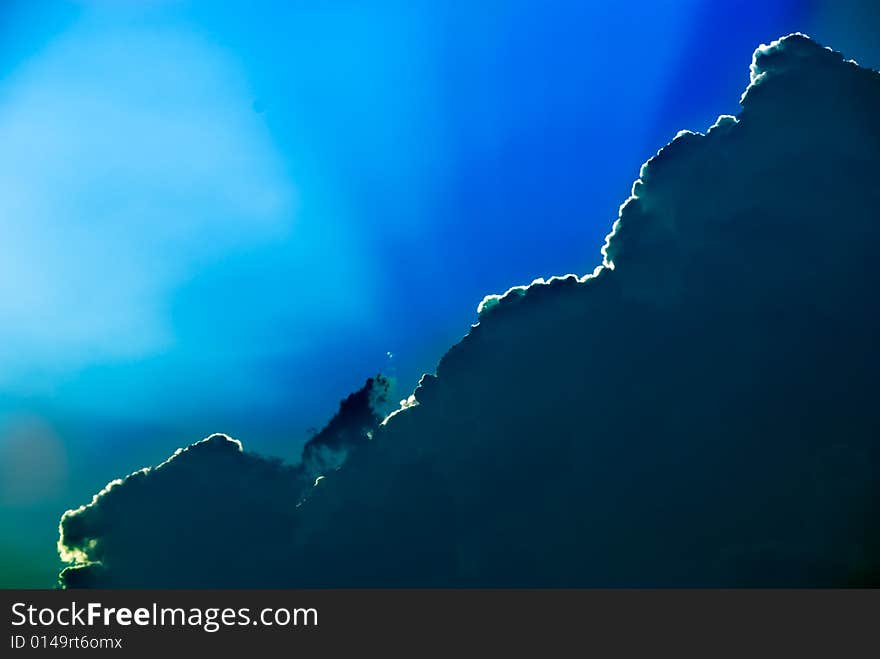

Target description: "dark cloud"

left=58, top=435, right=301, bottom=588
left=59, top=34, right=880, bottom=587
left=58, top=376, right=390, bottom=587
left=298, top=374, right=391, bottom=480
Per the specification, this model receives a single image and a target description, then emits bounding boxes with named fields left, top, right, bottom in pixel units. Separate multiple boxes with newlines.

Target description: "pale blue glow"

left=0, top=10, right=295, bottom=383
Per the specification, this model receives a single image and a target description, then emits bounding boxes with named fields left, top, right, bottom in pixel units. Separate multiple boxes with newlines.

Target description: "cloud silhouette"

left=298, top=374, right=391, bottom=480
left=59, top=34, right=880, bottom=587
left=58, top=376, right=390, bottom=587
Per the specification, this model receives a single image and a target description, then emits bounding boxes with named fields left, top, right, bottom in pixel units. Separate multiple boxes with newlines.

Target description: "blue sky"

left=1, top=0, right=878, bottom=586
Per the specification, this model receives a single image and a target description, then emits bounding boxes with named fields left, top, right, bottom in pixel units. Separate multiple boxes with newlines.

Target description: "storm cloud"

left=59, top=34, right=880, bottom=587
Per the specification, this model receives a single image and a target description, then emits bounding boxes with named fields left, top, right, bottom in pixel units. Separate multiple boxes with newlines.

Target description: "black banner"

left=2, top=589, right=877, bottom=655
